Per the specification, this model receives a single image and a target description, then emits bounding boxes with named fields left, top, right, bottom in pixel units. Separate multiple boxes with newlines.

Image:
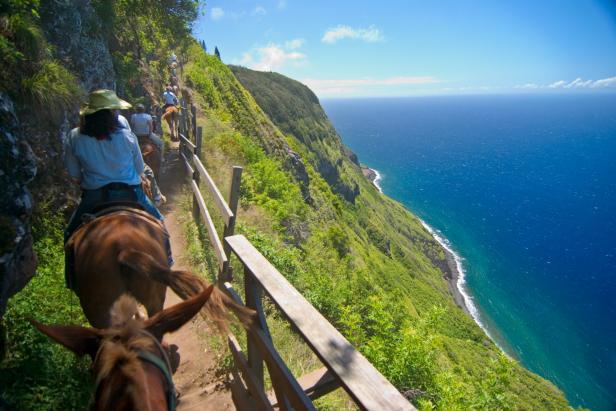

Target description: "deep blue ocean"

left=322, top=94, right=616, bottom=411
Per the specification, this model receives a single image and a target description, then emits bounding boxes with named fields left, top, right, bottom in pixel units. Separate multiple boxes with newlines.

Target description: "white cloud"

left=277, top=0, right=287, bottom=10
left=285, top=38, right=305, bottom=50
left=239, top=52, right=253, bottom=66
left=211, top=7, right=224, bottom=20
left=252, top=5, right=266, bottom=16
left=237, top=40, right=307, bottom=71
left=591, top=76, right=616, bottom=88
left=302, top=76, right=438, bottom=94
left=565, top=77, right=592, bottom=88
left=515, top=83, right=539, bottom=89
left=548, top=80, right=567, bottom=88
left=252, top=44, right=305, bottom=71
left=515, top=76, right=616, bottom=90
left=321, top=25, right=384, bottom=44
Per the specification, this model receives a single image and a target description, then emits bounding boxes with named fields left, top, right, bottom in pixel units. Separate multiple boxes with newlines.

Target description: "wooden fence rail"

left=225, top=235, right=416, bottom=411
left=177, top=104, right=240, bottom=281
left=176, top=100, right=413, bottom=411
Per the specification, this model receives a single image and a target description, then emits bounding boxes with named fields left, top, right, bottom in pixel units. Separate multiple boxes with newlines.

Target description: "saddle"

left=64, top=202, right=165, bottom=291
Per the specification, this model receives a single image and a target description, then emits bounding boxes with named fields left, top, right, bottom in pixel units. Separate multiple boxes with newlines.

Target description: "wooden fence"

left=177, top=100, right=240, bottom=281
left=176, top=104, right=415, bottom=411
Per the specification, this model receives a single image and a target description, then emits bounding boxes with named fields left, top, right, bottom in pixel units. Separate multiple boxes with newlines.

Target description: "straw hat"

left=79, top=89, right=132, bottom=116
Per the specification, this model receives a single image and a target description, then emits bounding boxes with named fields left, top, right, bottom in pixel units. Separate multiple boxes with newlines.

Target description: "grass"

left=176, top=183, right=357, bottom=409
left=177, top=42, right=572, bottom=410
left=0, top=208, right=91, bottom=410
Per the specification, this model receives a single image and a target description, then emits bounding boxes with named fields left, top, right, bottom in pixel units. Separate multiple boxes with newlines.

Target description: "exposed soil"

left=158, top=142, right=235, bottom=410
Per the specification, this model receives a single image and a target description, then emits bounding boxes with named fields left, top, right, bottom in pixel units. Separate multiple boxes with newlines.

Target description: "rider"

left=162, top=85, right=178, bottom=111
left=64, top=89, right=171, bottom=262
left=130, top=103, right=164, bottom=156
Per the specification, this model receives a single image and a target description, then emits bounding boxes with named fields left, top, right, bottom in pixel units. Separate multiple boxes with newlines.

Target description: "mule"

left=161, top=106, right=178, bottom=141
left=32, top=285, right=215, bottom=411
left=139, top=140, right=161, bottom=178
left=65, top=208, right=254, bottom=330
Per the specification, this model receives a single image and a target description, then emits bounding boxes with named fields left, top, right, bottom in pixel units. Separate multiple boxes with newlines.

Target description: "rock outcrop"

left=39, top=0, right=115, bottom=92
left=0, top=0, right=116, bottom=319
left=0, top=93, right=38, bottom=319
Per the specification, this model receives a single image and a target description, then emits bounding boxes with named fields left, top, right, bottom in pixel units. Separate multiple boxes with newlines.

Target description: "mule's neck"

left=93, top=362, right=168, bottom=411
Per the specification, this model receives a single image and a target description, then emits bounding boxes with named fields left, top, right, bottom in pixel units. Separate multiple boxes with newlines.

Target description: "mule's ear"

left=30, top=319, right=103, bottom=358
left=145, top=285, right=214, bottom=340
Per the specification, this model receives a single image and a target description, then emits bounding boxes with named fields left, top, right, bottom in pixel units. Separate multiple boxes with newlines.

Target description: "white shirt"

left=130, top=113, right=152, bottom=136
left=163, top=91, right=177, bottom=105
left=64, top=127, right=144, bottom=190
left=118, top=114, right=131, bottom=130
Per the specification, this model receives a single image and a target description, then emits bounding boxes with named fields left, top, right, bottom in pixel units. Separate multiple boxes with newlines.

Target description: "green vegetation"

left=0, top=203, right=91, bottom=410
left=90, top=0, right=198, bottom=100
left=183, top=44, right=571, bottom=409
left=1, top=0, right=572, bottom=408
left=0, top=1, right=81, bottom=117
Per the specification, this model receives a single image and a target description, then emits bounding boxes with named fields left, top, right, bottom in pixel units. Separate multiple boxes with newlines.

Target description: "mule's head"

left=31, top=285, right=214, bottom=411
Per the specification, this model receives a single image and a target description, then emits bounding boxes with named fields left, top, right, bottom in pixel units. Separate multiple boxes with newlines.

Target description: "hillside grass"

left=0, top=201, right=91, bottom=410
left=180, top=42, right=571, bottom=410
left=1, top=0, right=572, bottom=407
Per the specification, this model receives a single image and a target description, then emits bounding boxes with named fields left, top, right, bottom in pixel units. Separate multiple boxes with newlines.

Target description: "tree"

left=214, top=46, right=221, bottom=60
left=200, top=40, right=206, bottom=52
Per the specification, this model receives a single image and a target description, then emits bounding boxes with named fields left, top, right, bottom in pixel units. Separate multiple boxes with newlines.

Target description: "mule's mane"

left=94, top=295, right=160, bottom=411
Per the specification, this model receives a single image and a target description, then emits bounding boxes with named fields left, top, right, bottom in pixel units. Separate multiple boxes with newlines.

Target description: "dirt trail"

left=158, top=142, right=235, bottom=410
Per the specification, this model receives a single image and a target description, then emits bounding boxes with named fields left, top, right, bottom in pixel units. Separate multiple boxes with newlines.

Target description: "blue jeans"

left=65, top=185, right=163, bottom=241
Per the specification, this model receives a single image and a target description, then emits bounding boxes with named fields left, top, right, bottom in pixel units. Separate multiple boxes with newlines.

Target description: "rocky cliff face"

left=0, top=94, right=38, bottom=318
left=0, top=0, right=115, bottom=319
left=39, top=0, right=115, bottom=92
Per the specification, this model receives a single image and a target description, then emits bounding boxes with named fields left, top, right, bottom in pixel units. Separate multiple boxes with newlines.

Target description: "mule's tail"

left=117, top=249, right=256, bottom=333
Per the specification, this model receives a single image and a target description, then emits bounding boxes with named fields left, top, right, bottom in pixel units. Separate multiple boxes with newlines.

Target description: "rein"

left=92, top=329, right=176, bottom=411
left=137, top=329, right=176, bottom=411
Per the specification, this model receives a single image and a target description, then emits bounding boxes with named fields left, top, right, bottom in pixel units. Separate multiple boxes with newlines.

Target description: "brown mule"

left=161, top=106, right=178, bottom=141
left=31, top=286, right=215, bottom=411
left=140, top=140, right=162, bottom=178
left=66, top=208, right=256, bottom=331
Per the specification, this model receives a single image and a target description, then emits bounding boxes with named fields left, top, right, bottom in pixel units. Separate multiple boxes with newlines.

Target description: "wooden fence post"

left=154, top=106, right=162, bottom=135
left=191, top=104, right=197, bottom=141
left=221, top=166, right=243, bottom=282
left=244, top=268, right=264, bottom=390
left=192, top=127, right=203, bottom=221
left=180, top=98, right=187, bottom=137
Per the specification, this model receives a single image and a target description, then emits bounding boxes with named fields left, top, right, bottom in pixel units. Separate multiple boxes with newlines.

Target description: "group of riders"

left=63, top=54, right=181, bottom=287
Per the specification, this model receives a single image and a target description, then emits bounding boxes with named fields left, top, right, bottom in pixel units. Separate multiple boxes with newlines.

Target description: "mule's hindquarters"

left=141, top=142, right=162, bottom=177
left=161, top=107, right=178, bottom=140
left=70, top=213, right=168, bottom=328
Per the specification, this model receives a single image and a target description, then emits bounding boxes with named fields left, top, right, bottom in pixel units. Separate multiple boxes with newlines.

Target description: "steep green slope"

left=0, top=0, right=570, bottom=406
left=184, top=48, right=570, bottom=409
left=229, top=66, right=360, bottom=202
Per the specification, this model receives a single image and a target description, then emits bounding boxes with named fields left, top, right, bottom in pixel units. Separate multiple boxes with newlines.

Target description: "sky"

left=192, top=0, right=616, bottom=97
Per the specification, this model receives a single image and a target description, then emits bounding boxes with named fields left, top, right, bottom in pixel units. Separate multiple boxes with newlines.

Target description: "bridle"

left=92, top=329, right=176, bottom=411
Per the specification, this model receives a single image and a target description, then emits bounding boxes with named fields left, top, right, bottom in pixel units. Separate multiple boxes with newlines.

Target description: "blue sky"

left=193, top=1, right=616, bottom=97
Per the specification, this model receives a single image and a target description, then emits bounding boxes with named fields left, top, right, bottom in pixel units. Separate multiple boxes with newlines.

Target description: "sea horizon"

left=323, top=93, right=616, bottom=411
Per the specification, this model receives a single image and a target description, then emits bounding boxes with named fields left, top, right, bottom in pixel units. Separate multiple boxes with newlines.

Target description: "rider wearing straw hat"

left=64, top=89, right=164, bottom=239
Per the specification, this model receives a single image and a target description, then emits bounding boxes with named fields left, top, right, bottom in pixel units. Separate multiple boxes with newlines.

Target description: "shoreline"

left=419, top=220, right=504, bottom=350
left=361, top=166, right=383, bottom=192
left=361, top=165, right=497, bottom=344
left=418, top=221, right=474, bottom=316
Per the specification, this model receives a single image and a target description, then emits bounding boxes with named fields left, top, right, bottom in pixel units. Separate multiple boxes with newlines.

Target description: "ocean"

left=322, top=94, right=616, bottom=411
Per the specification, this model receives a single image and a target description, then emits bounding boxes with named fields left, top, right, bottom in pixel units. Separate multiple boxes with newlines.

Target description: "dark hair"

left=80, top=109, right=119, bottom=140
